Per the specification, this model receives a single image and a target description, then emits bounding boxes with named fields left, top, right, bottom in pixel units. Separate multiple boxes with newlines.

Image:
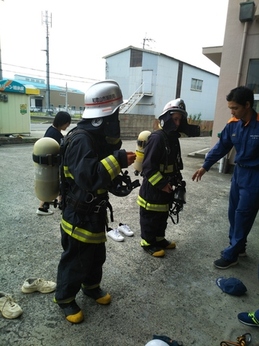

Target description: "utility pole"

left=42, top=11, right=52, bottom=115
left=65, top=83, right=68, bottom=111
left=0, top=0, right=4, bottom=80
left=0, top=36, right=2, bottom=80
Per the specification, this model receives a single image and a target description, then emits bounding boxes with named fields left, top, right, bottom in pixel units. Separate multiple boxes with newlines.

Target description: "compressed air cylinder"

left=133, top=130, right=151, bottom=175
left=33, top=137, right=60, bottom=202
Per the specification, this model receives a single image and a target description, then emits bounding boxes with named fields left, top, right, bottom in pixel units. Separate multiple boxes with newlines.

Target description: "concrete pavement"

left=1, top=135, right=259, bottom=346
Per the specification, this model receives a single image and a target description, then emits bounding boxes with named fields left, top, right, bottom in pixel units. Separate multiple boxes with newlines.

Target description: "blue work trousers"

left=223, top=165, right=259, bottom=261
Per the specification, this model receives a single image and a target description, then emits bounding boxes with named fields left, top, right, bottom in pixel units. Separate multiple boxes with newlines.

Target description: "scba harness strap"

left=32, top=152, right=60, bottom=166
left=59, top=127, right=115, bottom=220
left=153, top=130, right=186, bottom=224
left=65, top=191, right=114, bottom=222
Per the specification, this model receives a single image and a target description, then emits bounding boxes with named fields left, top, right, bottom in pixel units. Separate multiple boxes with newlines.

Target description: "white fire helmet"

left=145, top=340, right=169, bottom=346
left=82, top=80, right=123, bottom=119
left=159, top=98, right=187, bottom=119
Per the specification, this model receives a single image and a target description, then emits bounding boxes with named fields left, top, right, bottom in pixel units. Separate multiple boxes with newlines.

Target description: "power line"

left=2, top=62, right=100, bottom=84
left=2, top=69, right=94, bottom=88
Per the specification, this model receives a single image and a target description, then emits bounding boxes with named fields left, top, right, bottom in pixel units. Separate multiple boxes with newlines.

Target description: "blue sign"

left=0, top=80, right=25, bottom=94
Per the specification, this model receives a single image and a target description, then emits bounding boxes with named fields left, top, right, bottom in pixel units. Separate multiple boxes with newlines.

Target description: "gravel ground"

left=1, top=136, right=259, bottom=346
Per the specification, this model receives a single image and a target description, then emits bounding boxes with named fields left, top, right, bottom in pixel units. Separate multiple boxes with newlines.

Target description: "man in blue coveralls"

left=192, top=86, right=259, bottom=269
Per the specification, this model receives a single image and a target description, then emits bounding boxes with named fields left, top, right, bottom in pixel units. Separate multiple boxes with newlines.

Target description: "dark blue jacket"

left=203, top=111, right=259, bottom=171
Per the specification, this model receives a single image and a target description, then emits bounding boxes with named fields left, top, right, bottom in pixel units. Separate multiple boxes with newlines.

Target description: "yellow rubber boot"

left=82, top=286, right=111, bottom=305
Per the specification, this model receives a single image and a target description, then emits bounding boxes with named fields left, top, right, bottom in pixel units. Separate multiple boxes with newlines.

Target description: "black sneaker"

left=214, top=257, right=238, bottom=269
left=156, top=238, right=176, bottom=249
left=142, top=245, right=165, bottom=257
left=81, top=286, right=111, bottom=305
left=57, top=300, right=83, bottom=324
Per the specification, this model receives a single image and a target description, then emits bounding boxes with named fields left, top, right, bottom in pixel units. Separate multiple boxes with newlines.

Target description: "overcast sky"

left=0, top=0, right=228, bottom=92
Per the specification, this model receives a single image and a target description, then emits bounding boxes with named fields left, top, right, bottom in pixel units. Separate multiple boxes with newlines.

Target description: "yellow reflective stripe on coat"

left=97, top=189, right=107, bottom=194
left=137, top=195, right=169, bottom=212
left=61, top=218, right=106, bottom=243
left=160, top=164, right=174, bottom=173
left=101, top=155, right=120, bottom=180
left=148, top=171, right=163, bottom=186
left=63, top=165, right=74, bottom=179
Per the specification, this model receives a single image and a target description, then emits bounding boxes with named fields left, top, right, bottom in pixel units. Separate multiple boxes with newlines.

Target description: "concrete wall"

left=119, top=113, right=155, bottom=139
left=119, top=113, right=213, bottom=139
left=211, top=0, right=259, bottom=150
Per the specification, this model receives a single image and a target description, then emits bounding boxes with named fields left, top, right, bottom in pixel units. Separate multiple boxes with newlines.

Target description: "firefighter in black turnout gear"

left=137, top=98, right=188, bottom=257
left=54, top=80, right=136, bottom=324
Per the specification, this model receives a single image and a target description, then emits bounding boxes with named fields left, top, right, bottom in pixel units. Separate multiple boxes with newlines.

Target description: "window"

left=191, top=78, right=203, bottom=91
left=130, top=49, right=143, bottom=67
left=247, top=59, right=259, bottom=113
left=247, top=59, right=259, bottom=94
left=254, top=94, right=259, bottom=113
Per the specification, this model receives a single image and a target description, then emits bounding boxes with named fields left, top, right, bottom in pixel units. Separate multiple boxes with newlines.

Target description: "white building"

left=103, top=46, right=219, bottom=121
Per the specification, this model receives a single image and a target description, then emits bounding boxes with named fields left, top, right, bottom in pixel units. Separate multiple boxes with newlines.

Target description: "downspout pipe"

left=236, top=20, right=249, bottom=86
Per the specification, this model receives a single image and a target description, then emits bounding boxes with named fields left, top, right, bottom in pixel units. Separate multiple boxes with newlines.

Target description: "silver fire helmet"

left=159, top=98, right=187, bottom=119
left=82, top=80, right=124, bottom=119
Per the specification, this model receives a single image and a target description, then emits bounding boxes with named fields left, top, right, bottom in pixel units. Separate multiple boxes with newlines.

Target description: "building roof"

left=103, top=45, right=219, bottom=76
left=0, top=79, right=40, bottom=95
left=202, top=45, right=222, bottom=67
left=12, top=76, right=84, bottom=94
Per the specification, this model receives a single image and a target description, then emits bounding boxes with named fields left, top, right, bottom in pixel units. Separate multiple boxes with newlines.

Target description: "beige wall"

left=211, top=0, right=259, bottom=156
left=49, top=90, right=84, bottom=110
left=31, top=89, right=85, bottom=112
left=119, top=114, right=213, bottom=139
left=119, top=114, right=155, bottom=139
left=0, top=93, right=31, bottom=134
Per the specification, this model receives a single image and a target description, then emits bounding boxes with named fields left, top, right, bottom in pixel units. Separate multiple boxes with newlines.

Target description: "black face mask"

left=160, top=111, right=200, bottom=137
left=78, top=109, right=120, bottom=139
left=177, top=116, right=200, bottom=137
left=159, top=112, right=179, bottom=134
left=103, top=109, right=120, bottom=139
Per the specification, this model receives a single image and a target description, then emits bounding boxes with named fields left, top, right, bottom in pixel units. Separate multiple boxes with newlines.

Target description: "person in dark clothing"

left=137, top=98, right=187, bottom=257
left=54, top=80, right=136, bottom=324
left=36, top=111, right=71, bottom=215
left=44, top=111, right=71, bottom=144
left=192, top=86, right=259, bottom=269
